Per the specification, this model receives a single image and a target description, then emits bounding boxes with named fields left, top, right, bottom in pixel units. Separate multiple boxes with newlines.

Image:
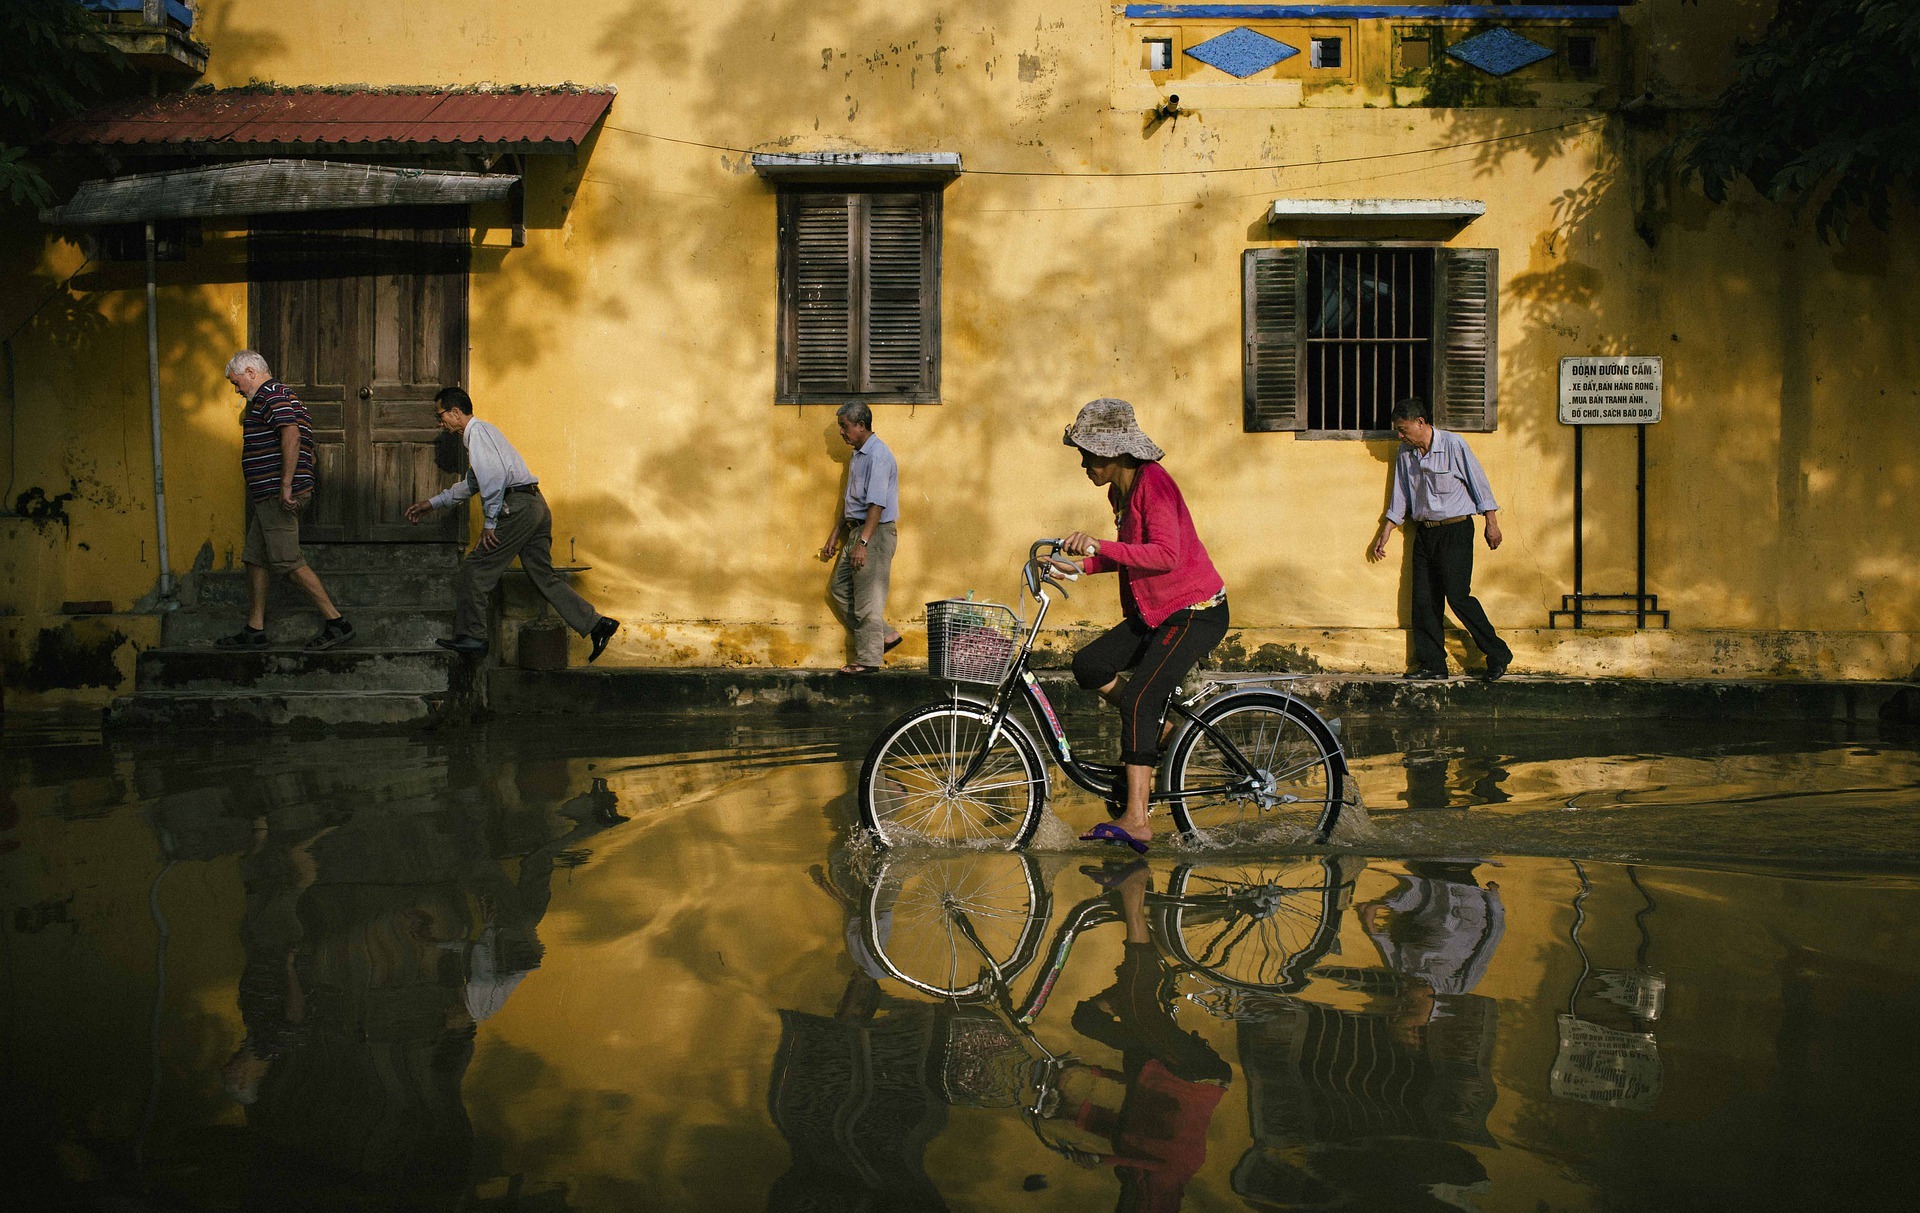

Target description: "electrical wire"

left=601, top=115, right=1606, bottom=179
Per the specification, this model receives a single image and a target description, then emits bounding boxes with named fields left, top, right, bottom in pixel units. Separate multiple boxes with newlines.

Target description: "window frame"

left=774, top=185, right=943, bottom=406
left=1243, top=241, right=1498, bottom=436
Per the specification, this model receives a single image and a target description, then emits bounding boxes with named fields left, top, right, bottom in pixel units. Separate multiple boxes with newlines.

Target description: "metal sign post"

left=1550, top=356, right=1669, bottom=629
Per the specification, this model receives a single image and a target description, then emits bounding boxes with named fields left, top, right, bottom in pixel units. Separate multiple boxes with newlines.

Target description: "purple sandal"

left=1078, top=821, right=1150, bottom=855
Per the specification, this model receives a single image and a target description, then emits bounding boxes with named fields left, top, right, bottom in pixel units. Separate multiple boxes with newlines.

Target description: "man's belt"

left=1415, top=515, right=1473, bottom=528
left=506, top=483, right=540, bottom=495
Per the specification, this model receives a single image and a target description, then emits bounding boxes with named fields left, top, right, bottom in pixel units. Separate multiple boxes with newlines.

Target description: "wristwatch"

left=859, top=537, right=869, bottom=546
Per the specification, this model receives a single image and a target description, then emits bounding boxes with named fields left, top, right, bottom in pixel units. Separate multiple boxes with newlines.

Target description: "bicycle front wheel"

left=1163, top=692, right=1345, bottom=842
left=1160, top=857, right=1349, bottom=993
left=863, top=852, right=1049, bottom=998
left=859, top=701, right=1049, bottom=848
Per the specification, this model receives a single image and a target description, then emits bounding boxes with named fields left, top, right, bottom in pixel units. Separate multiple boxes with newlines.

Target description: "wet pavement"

left=3, top=706, right=1918, bottom=1210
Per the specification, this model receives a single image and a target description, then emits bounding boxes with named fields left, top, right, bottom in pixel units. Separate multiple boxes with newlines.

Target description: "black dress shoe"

left=1483, top=662, right=1510, bottom=682
left=1402, top=668, right=1447, bottom=680
left=435, top=635, right=488, bottom=654
left=588, top=616, right=620, bottom=663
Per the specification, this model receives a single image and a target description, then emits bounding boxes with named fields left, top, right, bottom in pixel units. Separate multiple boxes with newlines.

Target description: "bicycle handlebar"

left=1025, top=538, right=1077, bottom=600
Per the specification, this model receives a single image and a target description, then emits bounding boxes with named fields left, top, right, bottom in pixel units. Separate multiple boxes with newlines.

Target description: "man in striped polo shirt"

left=219, top=351, right=354, bottom=650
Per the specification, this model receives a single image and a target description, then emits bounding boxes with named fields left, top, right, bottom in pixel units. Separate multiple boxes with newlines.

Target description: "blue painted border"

left=1123, top=6, right=1620, bottom=20
left=78, top=0, right=196, bottom=27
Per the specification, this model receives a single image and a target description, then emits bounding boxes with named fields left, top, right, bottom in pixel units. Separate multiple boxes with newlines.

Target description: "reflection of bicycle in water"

left=855, top=851, right=1356, bottom=1187
left=857, top=540, right=1349, bottom=849
left=861, top=850, right=1357, bottom=1004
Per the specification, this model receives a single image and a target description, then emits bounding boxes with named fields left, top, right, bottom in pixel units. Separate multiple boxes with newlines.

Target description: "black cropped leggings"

left=1072, top=601, right=1229, bottom=766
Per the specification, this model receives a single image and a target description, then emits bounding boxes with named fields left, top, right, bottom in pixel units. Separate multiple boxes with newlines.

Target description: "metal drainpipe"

left=145, top=220, right=174, bottom=602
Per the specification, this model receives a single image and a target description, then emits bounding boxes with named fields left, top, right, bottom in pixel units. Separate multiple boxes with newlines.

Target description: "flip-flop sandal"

left=1080, top=859, right=1150, bottom=889
left=836, top=664, right=877, bottom=675
left=1077, top=821, right=1150, bottom=855
left=883, top=634, right=904, bottom=652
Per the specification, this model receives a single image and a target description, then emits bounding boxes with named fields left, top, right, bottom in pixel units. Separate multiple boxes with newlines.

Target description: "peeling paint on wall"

left=12, top=484, right=77, bottom=527
left=13, top=895, right=77, bottom=934
left=4, top=623, right=128, bottom=691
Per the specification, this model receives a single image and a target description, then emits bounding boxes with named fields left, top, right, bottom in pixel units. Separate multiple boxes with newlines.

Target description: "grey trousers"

left=455, top=489, right=601, bottom=639
left=830, top=521, right=896, bottom=666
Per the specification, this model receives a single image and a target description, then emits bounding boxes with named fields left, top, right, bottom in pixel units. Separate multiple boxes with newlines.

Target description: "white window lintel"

left=1267, top=197, right=1486, bottom=222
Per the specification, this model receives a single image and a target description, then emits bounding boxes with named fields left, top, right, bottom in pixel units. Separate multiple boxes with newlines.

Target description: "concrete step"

left=106, top=689, right=472, bottom=731
left=191, top=568, right=453, bottom=610
left=134, top=646, right=474, bottom=695
left=161, top=606, right=458, bottom=648
left=295, top=543, right=464, bottom=573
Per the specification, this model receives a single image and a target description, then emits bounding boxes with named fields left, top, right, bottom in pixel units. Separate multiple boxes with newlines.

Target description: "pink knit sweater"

left=1079, top=462, right=1225, bottom=628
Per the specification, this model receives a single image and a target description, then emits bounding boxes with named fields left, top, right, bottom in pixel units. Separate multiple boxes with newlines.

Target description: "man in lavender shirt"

left=816, top=402, right=902, bottom=673
left=1368, top=397, right=1513, bottom=680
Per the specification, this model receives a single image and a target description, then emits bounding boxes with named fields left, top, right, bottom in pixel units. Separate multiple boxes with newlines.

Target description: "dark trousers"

left=1073, top=602, right=1229, bottom=765
left=454, top=489, right=601, bottom=639
left=1410, top=521, right=1510, bottom=673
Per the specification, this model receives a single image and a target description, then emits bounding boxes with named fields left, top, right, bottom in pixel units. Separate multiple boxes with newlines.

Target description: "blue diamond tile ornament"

left=1184, top=27, right=1299, bottom=79
left=1446, top=28, right=1555, bottom=77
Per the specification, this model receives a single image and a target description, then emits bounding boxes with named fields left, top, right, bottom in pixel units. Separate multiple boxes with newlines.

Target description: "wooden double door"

left=248, top=207, right=470, bottom=543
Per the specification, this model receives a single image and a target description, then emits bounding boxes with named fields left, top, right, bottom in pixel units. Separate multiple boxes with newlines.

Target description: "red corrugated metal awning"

left=43, top=87, right=616, bottom=154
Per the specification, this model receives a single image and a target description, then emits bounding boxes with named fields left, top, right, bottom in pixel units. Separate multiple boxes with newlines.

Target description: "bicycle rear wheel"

left=859, top=701, right=1048, bottom=849
left=863, top=852, right=1050, bottom=998
left=1160, top=857, right=1349, bottom=993
left=1163, top=692, right=1345, bottom=842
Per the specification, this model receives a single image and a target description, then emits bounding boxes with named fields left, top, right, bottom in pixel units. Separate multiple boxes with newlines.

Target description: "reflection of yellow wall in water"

left=4, top=0, right=1918, bottom=707
left=11, top=745, right=1920, bottom=1203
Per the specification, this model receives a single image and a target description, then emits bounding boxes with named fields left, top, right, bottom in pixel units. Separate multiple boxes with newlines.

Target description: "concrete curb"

left=488, top=667, right=1920, bottom=725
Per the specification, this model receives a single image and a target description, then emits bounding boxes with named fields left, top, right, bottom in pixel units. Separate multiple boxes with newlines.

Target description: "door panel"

left=249, top=208, right=469, bottom=543
left=365, top=220, right=467, bottom=540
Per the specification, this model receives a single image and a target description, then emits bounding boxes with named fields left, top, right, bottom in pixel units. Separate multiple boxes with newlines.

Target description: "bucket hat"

left=1063, top=398, right=1165, bottom=461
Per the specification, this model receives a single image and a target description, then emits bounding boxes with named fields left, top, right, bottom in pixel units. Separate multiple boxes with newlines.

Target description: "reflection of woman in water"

left=1039, top=861, right=1232, bottom=1212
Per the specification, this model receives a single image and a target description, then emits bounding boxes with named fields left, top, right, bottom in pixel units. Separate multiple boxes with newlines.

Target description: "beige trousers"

left=830, top=521, right=896, bottom=666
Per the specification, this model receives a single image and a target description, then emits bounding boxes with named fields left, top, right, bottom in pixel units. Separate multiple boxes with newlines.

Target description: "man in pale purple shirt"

left=816, top=402, right=901, bottom=673
left=1368, top=398, right=1512, bottom=680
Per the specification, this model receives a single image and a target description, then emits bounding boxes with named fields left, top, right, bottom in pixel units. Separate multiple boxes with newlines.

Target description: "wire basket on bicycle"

left=926, top=599, right=1021, bottom=685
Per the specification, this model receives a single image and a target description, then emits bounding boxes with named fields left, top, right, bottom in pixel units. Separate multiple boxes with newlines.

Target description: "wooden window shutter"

left=1242, top=247, right=1307, bottom=432
left=783, top=193, right=855, bottom=397
left=1433, top=247, right=1498, bottom=432
left=862, top=192, right=936, bottom=395
left=778, top=189, right=940, bottom=403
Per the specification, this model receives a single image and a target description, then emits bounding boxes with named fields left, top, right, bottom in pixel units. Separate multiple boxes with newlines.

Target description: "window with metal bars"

left=776, top=188, right=941, bottom=404
left=1307, top=247, right=1433, bottom=431
left=1243, top=244, right=1498, bottom=434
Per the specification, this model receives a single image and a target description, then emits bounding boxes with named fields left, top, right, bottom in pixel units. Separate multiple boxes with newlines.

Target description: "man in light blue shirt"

left=816, top=402, right=901, bottom=672
left=405, top=387, right=619, bottom=662
left=1368, top=398, right=1512, bottom=680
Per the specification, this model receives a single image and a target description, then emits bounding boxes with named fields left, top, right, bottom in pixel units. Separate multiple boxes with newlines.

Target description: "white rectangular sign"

left=1560, top=356, right=1663, bottom=425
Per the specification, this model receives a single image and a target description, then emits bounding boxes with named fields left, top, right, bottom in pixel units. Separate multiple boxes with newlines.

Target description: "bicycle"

left=857, top=539, right=1349, bottom=850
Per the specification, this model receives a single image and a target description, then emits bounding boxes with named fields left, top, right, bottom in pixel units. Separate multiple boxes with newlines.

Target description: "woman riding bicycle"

left=1054, top=399, right=1230, bottom=854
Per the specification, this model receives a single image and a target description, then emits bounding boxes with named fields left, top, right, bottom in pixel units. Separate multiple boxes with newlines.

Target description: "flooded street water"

left=4, top=707, right=1918, bottom=1210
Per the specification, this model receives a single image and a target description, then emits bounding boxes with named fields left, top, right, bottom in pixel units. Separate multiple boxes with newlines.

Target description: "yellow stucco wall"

left=3, top=0, right=1917, bottom=704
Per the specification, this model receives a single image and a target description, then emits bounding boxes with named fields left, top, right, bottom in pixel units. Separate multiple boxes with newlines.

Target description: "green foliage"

left=1675, top=0, right=1920, bottom=244
left=0, top=0, right=132, bottom=212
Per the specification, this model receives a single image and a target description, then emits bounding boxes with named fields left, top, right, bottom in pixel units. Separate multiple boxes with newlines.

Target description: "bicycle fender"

left=1166, top=689, right=1343, bottom=766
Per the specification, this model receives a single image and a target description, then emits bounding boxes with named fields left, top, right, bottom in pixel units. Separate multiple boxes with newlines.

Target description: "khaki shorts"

left=242, top=494, right=310, bottom=574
